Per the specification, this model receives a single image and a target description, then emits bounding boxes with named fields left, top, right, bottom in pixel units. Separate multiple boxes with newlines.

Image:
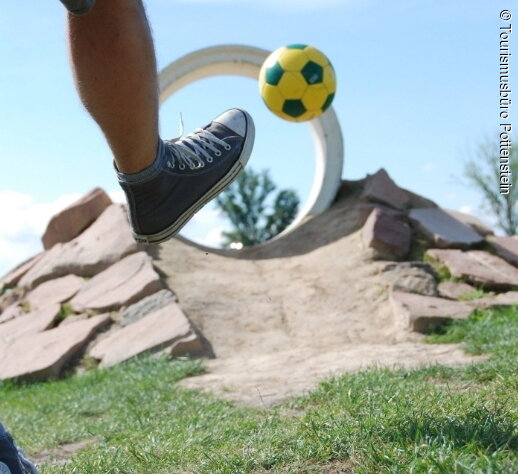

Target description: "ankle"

left=115, top=138, right=163, bottom=175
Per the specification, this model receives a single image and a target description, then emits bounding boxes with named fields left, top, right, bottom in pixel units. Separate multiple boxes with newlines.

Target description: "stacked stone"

left=358, top=169, right=518, bottom=333
left=0, top=189, right=202, bottom=382
left=2, top=170, right=518, bottom=381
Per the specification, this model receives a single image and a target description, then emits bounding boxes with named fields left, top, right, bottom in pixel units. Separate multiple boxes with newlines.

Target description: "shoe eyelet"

left=179, top=164, right=186, bottom=170
left=207, top=157, right=213, bottom=163
left=224, top=144, right=232, bottom=151
left=215, top=150, right=222, bottom=157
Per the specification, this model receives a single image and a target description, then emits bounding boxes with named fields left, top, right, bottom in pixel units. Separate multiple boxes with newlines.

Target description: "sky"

left=0, top=0, right=510, bottom=275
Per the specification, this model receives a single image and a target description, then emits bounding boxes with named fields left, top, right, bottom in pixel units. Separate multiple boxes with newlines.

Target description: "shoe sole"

left=132, top=109, right=255, bottom=245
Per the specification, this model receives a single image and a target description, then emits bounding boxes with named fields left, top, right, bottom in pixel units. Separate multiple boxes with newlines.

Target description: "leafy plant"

left=463, top=138, right=518, bottom=235
left=215, top=168, right=300, bottom=247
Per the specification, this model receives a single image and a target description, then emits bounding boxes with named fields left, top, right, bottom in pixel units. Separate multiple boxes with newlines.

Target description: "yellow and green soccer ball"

left=259, top=44, right=336, bottom=122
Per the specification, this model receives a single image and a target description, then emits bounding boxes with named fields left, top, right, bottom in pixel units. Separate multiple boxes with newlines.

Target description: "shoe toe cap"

left=213, top=109, right=248, bottom=137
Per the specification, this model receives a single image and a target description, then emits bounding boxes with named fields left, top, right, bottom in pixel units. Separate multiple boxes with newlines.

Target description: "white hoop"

left=158, top=44, right=344, bottom=234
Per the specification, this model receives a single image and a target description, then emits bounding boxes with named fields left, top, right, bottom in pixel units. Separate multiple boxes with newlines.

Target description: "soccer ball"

left=259, top=44, right=337, bottom=122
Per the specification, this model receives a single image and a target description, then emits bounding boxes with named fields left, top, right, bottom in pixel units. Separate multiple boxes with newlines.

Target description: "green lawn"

left=1, top=307, right=517, bottom=473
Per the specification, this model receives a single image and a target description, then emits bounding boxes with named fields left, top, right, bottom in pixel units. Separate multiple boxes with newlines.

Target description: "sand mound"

left=151, top=178, right=480, bottom=406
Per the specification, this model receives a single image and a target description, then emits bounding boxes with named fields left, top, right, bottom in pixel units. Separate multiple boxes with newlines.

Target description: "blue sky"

left=0, top=0, right=509, bottom=274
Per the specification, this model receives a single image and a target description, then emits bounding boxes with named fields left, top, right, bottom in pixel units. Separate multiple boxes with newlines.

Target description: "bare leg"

left=67, top=0, right=158, bottom=174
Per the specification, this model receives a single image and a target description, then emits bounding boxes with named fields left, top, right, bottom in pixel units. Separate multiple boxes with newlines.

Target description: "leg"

left=67, top=0, right=159, bottom=174
left=63, top=0, right=255, bottom=244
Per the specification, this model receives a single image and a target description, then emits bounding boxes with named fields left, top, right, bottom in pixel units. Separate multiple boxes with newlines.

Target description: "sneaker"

left=0, top=425, right=39, bottom=474
left=117, top=108, right=255, bottom=245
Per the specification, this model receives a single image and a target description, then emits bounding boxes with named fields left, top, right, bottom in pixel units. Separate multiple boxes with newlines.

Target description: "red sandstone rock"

left=356, top=203, right=404, bottom=227
left=89, top=302, right=198, bottom=367
left=169, top=332, right=204, bottom=357
left=444, top=209, right=494, bottom=237
left=0, top=303, right=25, bottom=324
left=390, top=291, right=474, bottom=333
left=42, top=188, right=112, bottom=250
left=437, top=281, right=476, bottom=300
left=427, top=248, right=518, bottom=289
left=0, top=313, right=110, bottom=381
left=362, top=208, right=411, bottom=260
left=0, top=252, right=45, bottom=287
left=19, top=204, right=139, bottom=289
left=361, top=169, right=410, bottom=210
left=473, top=291, right=518, bottom=308
left=0, top=303, right=60, bottom=346
left=380, top=262, right=437, bottom=296
left=410, top=208, right=483, bottom=248
left=26, top=275, right=83, bottom=310
left=70, top=252, right=162, bottom=312
left=487, top=235, right=518, bottom=267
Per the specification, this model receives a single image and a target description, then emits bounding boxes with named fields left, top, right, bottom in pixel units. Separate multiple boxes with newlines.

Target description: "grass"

left=0, top=284, right=14, bottom=297
left=55, top=303, right=76, bottom=324
left=458, top=287, right=494, bottom=301
left=423, top=253, right=452, bottom=282
left=1, top=308, right=517, bottom=473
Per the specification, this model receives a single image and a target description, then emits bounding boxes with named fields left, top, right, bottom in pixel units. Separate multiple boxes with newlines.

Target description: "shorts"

left=59, top=0, right=96, bottom=15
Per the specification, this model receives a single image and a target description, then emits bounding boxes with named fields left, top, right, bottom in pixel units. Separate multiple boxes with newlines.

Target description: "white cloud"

left=108, top=190, right=126, bottom=204
left=199, top=226, right=225, bottom=247
left=0, top=190, right=231, bottom=278
left=0, top=190, right=123, bottom=278
left=458, top=204, right=474, bottom=215
left=421, top=162, right=436, bottom=173
left=0, top=190, right=82, bottom=240
left=457, top=204, right=500, bottom=235
left=180, top=204, right=228, bottom=248
left=442, top=192, right=457, bottom=201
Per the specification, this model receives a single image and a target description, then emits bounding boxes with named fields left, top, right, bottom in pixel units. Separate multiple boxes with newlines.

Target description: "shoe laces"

left=164, top=116, right=231, bottom=171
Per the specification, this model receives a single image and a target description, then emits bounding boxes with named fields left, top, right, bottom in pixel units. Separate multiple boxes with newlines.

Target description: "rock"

left=0, top=287, right=24, bottom=312
left=89, top=303, right=199, bottom=367
left=405, top=190, right=438, bottom=210
left=119, top=289, right=177, bottom=326
left=427, top=248, right=518, bottom=289
left=0, top=252, right=44, bottom=287
left=487, top=235, right=518, bottom=267
left=0, top=303, right=25, bottom=324
left=431, top=290, right=518, bottom=311
left=490, top=291, right=518, bottom=306
left=472, top=291, right=518, bottom=308
left=26, top=275, right=83, bottom=310
left=59, top=314, right=88, bottom=326
left=0, top=304, right=60, bottom=345
left=0, top=314, right=110, bottom=381
left=378, top=261, right=435, bottom=274
left=19, top=204, right=139, bottom=289
left=362, top=209, right=411, bottom=260
left=70, top=252, right=162, bottom=312
left=444, top=209, right=494, bottom=237
left=356, top=203, right=404, bottom=227
left=42, top=188, right=112, bottom=250
left=390, top=291, right=474, bottom=333
left=361, top=168, right=410, bottom=210
left=380, top=261, right=437, bottom=296
left=410, top=208, right=484, bottom=248
left=437, top=281, right=476, bottom=300
left=169, top=332, right=204, bottom=357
